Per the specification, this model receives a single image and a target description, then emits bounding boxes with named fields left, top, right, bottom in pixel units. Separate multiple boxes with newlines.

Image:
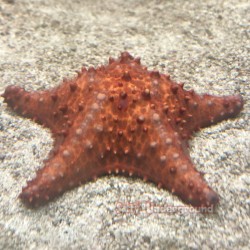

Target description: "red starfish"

left=2, top=52, right=243, bottom=209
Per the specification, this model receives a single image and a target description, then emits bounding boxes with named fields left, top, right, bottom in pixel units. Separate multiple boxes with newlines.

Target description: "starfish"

left=2, top=52, right=243, bottom=209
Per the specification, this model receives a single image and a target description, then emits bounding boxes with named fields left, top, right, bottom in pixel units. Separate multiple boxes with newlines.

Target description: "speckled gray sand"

left=0, top=0, right=249, bottom=249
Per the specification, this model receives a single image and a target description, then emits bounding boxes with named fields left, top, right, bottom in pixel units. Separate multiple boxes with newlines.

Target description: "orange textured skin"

left=2, top=52, right=244, bottom=209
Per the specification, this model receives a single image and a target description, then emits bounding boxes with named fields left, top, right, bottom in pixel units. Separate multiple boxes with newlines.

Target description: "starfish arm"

left=1, top=76, right=88, bottom=135
left=18, top=110, right=110, bottom=207
left=18, top=135, right=94, bottom=207
left=190, top=93, right=243, bottom=129
left=149, top=130, right=219, bottom=208
left=163, top=159, right=219, bottom=208
left=157, top=79, right=243, bottom=139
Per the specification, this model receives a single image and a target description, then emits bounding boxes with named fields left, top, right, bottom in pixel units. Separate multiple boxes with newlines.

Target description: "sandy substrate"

left=0, top=0, right=249, bottom=249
